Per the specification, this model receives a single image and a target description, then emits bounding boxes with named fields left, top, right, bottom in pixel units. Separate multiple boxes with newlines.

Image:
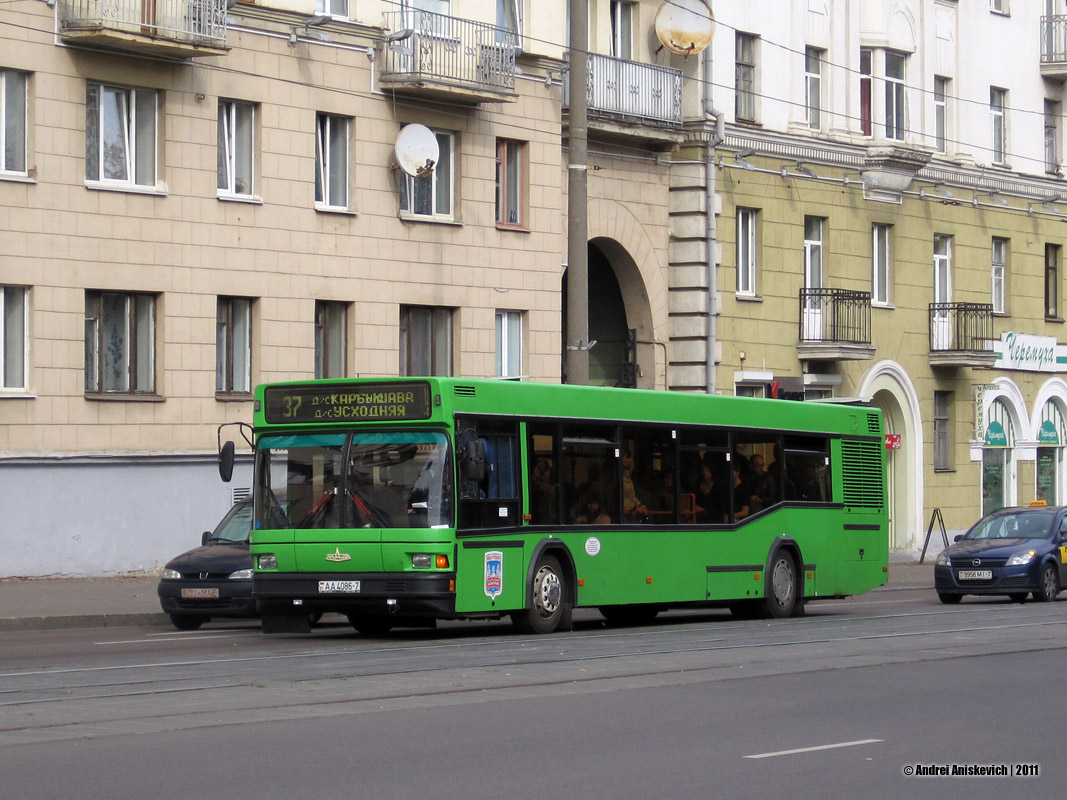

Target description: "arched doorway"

left=982, top=398, right=1016, bottom=515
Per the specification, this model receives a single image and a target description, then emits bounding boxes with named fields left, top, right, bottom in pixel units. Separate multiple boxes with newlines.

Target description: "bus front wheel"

left=762, top=550, right=798, bottom=619
left=512, top=555, right=571, bottom=634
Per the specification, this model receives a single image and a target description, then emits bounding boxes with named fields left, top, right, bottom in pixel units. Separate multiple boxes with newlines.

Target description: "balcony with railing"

left=928, top=302, right=997, bottom=368
left=563, top=52, right=685, bottom=147
left=1042, top=15, right=1067, bottom=77
left=378, top=10, right=517, bottom=104
left=796, top=289, right=875, bottom=361
left=58, top=0, right=229, bottom=58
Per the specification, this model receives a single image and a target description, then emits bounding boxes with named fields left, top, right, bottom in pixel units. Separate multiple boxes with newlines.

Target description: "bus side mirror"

left=219, top=440, right=235, bottom=483
left=462, top=439, right=486, bottom=482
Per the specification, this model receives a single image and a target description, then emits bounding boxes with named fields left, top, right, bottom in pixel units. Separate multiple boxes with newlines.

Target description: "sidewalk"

left=0, top=561, right=936, bottom=632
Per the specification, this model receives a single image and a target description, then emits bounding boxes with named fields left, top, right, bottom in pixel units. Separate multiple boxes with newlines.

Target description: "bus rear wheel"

left=512, top=555, right=571, bottom=634
left=762, top=550, right=797, bottom=619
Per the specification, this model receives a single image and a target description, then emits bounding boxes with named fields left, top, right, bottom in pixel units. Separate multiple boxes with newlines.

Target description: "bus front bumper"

left=253, top=572, right=457, bottom=618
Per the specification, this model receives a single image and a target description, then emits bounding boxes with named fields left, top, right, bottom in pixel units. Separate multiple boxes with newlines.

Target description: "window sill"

left=735, top=293, right=763, bottom=302
left=85, top=181, right=168, bottom=197
left=1045, top=316, right=1064, bottom=324
left=218, top=192, right=264, bottom=205
left=315, top=204, right=358, bottom=216
left=934, top=467, right=956, bottom=474
left=84, top=393, right=164, bottom=402
left=0, top=390, right=36, bottom=399
left=495, top=222, right=529, bottom=232
left=399, top=213, right=462, bottom=226
left=216, top=393, right=253, bottom=402
left=0, top=172, right=35, bottom=184
left=873, top=302, right=896, bottom=311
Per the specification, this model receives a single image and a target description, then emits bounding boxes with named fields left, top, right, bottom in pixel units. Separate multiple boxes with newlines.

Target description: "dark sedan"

left=934, top=504, right=1067, bottom=604
left=157, top=498, right=258, bottom=630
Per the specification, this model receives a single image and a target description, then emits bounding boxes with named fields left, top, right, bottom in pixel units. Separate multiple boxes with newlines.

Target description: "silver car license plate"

left=957, top=570, right=992, bottom=580
left=318, top=580, right=360, bottom=593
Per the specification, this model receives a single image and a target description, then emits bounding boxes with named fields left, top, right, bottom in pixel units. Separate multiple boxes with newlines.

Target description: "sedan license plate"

left=318, top=580, right=360, bottom=593
left=181, top=587, right=220, bottom=599
left=957, top=569, right=993, bottom=580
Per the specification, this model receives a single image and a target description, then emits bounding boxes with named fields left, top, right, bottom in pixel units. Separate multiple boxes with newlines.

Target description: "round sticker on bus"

left=585, top=537, right=601, bottom=557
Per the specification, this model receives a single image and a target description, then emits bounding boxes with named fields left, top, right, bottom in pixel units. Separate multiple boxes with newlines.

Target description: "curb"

left=0, top=612, right=170, bottom=632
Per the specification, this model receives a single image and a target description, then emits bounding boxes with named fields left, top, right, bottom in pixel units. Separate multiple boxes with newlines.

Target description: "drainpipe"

left=704, top=44, right=724, bottom=394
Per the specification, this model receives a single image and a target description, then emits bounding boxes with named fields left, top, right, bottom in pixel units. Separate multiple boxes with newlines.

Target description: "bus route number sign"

left=263, top=382, right=432, bottom=424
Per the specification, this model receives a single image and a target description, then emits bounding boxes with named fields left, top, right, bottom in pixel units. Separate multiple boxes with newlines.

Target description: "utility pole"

left=564, top=0, right=590, bottom=385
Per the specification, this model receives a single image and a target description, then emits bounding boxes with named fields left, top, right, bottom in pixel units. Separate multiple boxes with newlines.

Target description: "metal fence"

left=380, top=10, right=516, bottom=92
left=798, top=288, right=872, bottom=345
left=1042, top=15, right=1067, bottom=63
left=928, top=302, right=994, bottom=353
left=564, top=52, right=682, bottom=126
left=59, top=0, right=228, bottom=43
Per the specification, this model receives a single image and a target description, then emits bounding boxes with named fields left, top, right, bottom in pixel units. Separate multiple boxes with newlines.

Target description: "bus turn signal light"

left=436, top=555, right=450, bottom=569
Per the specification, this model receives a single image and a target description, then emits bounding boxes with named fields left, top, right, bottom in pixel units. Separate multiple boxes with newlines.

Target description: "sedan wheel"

left=1033, top=564, right=1059, bottom=603
left=937, top=592, right=962, bottom=605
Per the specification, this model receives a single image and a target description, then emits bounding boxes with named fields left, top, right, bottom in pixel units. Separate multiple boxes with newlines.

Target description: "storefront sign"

left=993, top=332, right=1067, bottom=373
left=1038, top=419, right=1060, bottom=445
left=984, top=420, right=1008, bottom=447
left=885, top=434, right=901, bottom=450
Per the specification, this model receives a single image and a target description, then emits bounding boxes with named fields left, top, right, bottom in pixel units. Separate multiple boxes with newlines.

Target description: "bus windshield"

left=255, top=431, right=453, bottom=530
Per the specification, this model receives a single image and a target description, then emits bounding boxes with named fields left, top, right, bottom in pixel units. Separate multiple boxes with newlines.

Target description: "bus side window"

left=783, top=436, right=830, bottom=502
left=458, top=420, right=520, bottom=529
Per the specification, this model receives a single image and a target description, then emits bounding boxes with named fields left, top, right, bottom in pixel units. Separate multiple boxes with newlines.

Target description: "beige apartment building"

left=6, top=0, right=1067, bottom=576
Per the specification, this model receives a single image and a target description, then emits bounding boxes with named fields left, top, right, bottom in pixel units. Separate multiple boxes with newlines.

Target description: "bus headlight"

left=412, top=554, right=432, bottom=569
left=257, top=554, right=277, bottom=570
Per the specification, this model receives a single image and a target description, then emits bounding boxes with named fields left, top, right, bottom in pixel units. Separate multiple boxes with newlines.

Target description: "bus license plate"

left=318, top=580, right=360, bottom=593
left=957, top=570, right=992, bottom=580
left=181, top=588, right=219, bottom=599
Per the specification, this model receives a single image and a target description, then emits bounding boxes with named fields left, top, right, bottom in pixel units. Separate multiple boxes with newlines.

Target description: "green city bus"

left=220, top=377, right=888, bottom=634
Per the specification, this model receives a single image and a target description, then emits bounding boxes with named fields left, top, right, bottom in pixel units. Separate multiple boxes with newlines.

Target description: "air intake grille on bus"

left=454, top=386, right=477, bottom=397
left=867, top=413, right=880, bottom=434
left=840, top=440, right=885, bottom=510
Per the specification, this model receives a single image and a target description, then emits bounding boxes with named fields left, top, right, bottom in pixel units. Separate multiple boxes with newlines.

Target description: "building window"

left=735, top=383, right=766, bottom=398
left=991, top=87, right=1007, bottom=165
left=315, top=113, right=350, bottom=209
left=885, top=51, right=906, bottom=141
left=495, top=139, right=526, bottom=227
left=934, top=234, right=953, bottom=304
left=934, top=76, right=949, bottom=153
left=85, top=83, right=157, bottom=187
left=315, top=301, right=347, bottom=380
left=1046, top=99, right=1061, bottom=174
left=1, top=285, right=27, bottom=390
left=804, top=216, right=824, bottom=290
left=805, top=47, right=823, bottom=130
left=736, top=207, right=758, bottom=296
left=934, top=391, right=953, bottom=471
left=990, top=0, right=1009, bottom=14
left=1046, top=244, right=1061, bottom=320
left=610, top=1, right=634, bottom=60
left=1, top=68, right=27, bottom=174
left=735, top=33, right=757, bottom=122
left=495, top=310, right=522, bottom=378
left=400, top=305, right=453, bottom=376
left=316, top=0, right=348, bottom=17
left=216, top=297, right=252, bottom=395
left=872, top=223, right=891, bottom=306
left=399, top=130, right=454, bottom=219
left=218, top=100, right=254, bottom=197
left=860, top=48, right=872, bottom=136
left=992, top=238, right=1008, bottom=314
left=84, top=291, right=155, bottom=394
left=496, top=0, right=522, bottom=46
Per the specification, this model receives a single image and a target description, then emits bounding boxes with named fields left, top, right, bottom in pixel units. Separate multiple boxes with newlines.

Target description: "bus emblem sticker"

left=484, top=551, right=503, bottom=599
left=585, top=537, right=601, bottom=556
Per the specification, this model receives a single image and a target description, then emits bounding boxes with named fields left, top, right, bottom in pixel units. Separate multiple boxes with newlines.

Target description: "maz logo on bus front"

left=326, top=548, right=352, bottom=562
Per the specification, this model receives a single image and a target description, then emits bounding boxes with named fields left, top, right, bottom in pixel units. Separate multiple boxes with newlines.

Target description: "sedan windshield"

left=966, top=509, right=1055, bottom=540
left=255, top=431, right=452, bottom=530
left=212, top=500, right=254, bottom=543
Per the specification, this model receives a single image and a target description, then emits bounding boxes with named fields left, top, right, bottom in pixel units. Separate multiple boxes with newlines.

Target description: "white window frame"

left=884, top=51, right=906, bottom=141
left=804, top=216, right=824, bottom=290
left=315, top=300, right=348, bottom=380
left=84, top=291, right=155, bottom=395
left=991, top=87, right=1007, bottom=165
left=990, top=0, right=1009, bottom=15
left=218, top=100, right=255, bottom=198
left=992, top=237, right=1008, bottom=315
left=85, top=83, right=157, bottom=189
left=805, top=47, right=823, bottom=130
left=934, top=76, right=949, bottom=153
left=735, top=33, right=757, bottom=122
left=1, top=68, right=27, bottom=175
left=216, top=296, right=252, bottom=395
left=399, top=130, right=455, bottom=221
left=872, top=223, right=891, bottom=306
left=934, top=391, right=952, bottom=471
left=496, top=0, right=523, bottom=47
left=495, top=309, right=523, bottom=378
left=934, top=234, right=953, bottom=304
left=315, top=113, right=350, bottom=210
left=315, top=0, right=348, bottom=19
left=1, top=284, right=28, bottom=392
left=736, top=207, right=758, bottom=296
left=610, top=1, right=634, bottom=60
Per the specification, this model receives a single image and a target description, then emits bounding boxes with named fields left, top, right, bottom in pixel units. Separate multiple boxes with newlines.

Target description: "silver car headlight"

left=935, top=550, right=951, bottom=567
left=1007, top=549, right=1037, bottom=566
left=162, top=568, right=182, bottom=580
left=228, top=568, right=253, bottom=580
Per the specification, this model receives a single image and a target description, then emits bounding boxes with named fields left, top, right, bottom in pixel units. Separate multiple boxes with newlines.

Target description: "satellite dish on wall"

left=655, top=0, right=715, bottom=56
left=394, top=124, right=439, bottom=178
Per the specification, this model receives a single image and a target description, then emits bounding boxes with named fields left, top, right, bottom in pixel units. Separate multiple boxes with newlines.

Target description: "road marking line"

left=744, top=739, right=883, bottom=759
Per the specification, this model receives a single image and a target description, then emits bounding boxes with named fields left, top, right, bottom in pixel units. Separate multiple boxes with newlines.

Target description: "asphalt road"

left=1, top=589, right=1062, bottom=799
